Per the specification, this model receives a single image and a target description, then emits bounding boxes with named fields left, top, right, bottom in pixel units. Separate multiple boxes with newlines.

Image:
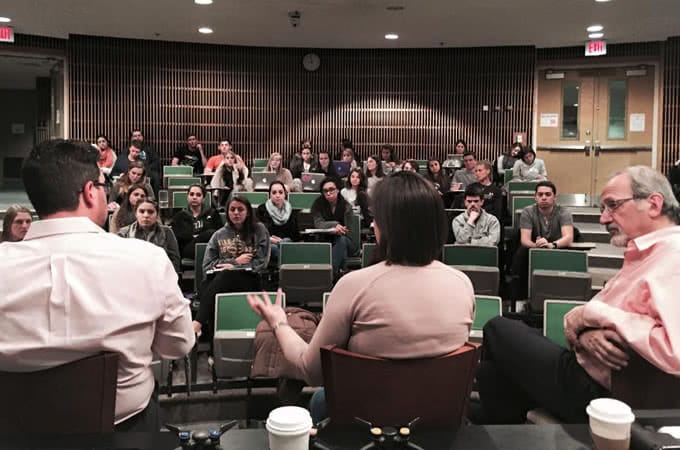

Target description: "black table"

left=0, top=425, right=593, bottom=450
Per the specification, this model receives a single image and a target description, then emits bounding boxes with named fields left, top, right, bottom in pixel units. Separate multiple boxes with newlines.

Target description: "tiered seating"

left=278, top=242, right=333, bottom=306
left=529, top=249, right=591, bottom=313
left=442, top=245, right=499, bottom=295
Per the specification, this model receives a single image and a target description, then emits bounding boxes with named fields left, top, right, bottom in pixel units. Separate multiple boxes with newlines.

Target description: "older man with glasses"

left=0, top=139, right=194, bottom=432
left=472, top=165, right=680, bottom=424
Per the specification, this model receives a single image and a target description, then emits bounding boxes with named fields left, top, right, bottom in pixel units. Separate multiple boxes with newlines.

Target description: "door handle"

left=584, top=145, right=591, bottom=157
left=594, top=145, right=602, bottom=156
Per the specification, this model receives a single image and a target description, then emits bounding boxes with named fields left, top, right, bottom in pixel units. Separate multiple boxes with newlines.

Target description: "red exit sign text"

left=0, top=26, right=14, bottom=43
left=585, top=40, right=607, bottom=56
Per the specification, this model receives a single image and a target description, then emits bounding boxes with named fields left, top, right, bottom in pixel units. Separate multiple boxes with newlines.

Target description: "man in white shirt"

left=0, top=139, right=195, bottom=431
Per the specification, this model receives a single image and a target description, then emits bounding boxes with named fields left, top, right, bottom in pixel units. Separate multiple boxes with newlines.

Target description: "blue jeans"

left=309, top=388, right=327, bottom=424
left=331, top=235, right=352, bottom=274
left=270, top=237, right=292, bottom=264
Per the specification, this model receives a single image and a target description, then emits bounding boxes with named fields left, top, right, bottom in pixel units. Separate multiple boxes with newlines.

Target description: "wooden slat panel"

left=662, top=38, right=680, bottom=175
left=67, top=35, right=534, bottom=167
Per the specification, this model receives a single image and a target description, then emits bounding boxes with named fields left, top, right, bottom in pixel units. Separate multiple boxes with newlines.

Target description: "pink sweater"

left=294, top=260, right=475, bottom=385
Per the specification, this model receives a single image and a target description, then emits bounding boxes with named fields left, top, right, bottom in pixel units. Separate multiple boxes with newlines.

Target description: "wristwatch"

left=551, top=241, right=558, bottom=249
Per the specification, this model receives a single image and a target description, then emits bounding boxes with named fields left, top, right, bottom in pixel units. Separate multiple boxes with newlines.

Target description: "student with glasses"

left=0, top=139, right=193, bottom=431
left=311, top=177, right=356, bottom=276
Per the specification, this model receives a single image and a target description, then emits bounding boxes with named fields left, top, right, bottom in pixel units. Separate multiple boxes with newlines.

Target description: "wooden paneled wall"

left=662, top=38, right=680, bottom=173
left=68, top=35, right=534, bottom=166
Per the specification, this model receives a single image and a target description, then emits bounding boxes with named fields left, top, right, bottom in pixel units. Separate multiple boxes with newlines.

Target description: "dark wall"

left=67, top=35, right=535, bottom=166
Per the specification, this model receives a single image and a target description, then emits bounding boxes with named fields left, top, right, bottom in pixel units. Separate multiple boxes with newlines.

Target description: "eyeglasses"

left=323, top=188, right=337, bottom=194
left=79, top=179, right=111, bottom=195
left=599, top=197, right=635, bottom=214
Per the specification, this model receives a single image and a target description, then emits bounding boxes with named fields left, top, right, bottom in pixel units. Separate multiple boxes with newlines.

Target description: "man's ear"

left=81, top=180, right=97, bottom=209
left=647, top=193, right=665, bottom=218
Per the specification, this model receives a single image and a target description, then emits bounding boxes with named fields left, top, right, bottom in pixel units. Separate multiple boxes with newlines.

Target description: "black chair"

left=0, top=352, right=118, bottom=432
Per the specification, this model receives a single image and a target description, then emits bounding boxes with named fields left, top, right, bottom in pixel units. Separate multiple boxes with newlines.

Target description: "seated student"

left=109, top=184, right=150, bottom=233
left=451, top=151, right=478, bottom=190
left=365, top=155, right=385, bottom=196
left=312, top=150, right=337, bottom=177
left=475, top=166, right=680, bottom=424
left=495, top=142, right=523, bottom=183
left=118, top=200, right=180, bottom=273
left=256, top=181, right=300, bottom=264
left=311, top=177, right=355, bottom=275
left=95, top=134, right=117, bottom=176
left=247, top=171, right=475, bottom=422
left=452, top=184, right=501, bottom=246
left=290, top=140, right=315, bottom=180
left=193, top=195, right=270, bottom=336
left=474, top=161, right=504, bottom=221
left=341, top=147, right=358, bottom=169
left=111, top=140, right=143, bottom=177
left=172, top=133, right=207, bottom=176
left=425, top=158, right=452, bottom=195
left=204, top=139, right=233, bottom=174
left=171, top=184, right=223, bottom=260
left=380, top=144, right=399, bottom=174
left=0, top=204, right=32, bottom=243
left=401, top=159, right=419, bottom=173
left=341, top=168, right=372, bottom=228
left=266, top=152, right=295, bottom=192
left=509, top=180, right=573, bottom=300
left=210, top=150, right=253, bottom=206
left=512, top=147, right=547, bottom=182
left=109, top=160, right=154, bottom=206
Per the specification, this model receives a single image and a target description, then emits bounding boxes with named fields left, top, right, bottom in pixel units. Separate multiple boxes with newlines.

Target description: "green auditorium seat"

left=279, top=242, right=333, bottom=305
left=172, top=191, right=211, bottom=210
left=529, top=249, right=591, bottom=313
left=543, top=299, right=586, bottom=348
left=235, top=192, right=268, bottom=207
left=470, top=295, right=502, bottom=339
left=442, top=245, right=499, bottom=295
left=361, top=242, right=377, bottom=268
left=288, top=192, right=319, bottom=211
left=167, top=176, right=201, bottom=189
left=163, top=165, right=194, bottom=177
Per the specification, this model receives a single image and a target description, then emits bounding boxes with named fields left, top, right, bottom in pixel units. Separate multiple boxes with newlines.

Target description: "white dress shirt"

left=0, top=217, right=195, bottom=424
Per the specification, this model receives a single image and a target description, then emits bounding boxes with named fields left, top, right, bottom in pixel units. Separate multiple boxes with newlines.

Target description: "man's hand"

left=535, top=237, right=551, bottom=248
left=564, top=305, right=586, bottom=346
left=467, top=209, right=481, bottom=225
left=335, top=224, right=348, bottom=235
left=576, top=329, right=629, bottom=370
left=270, top=235, right=282, bottom=244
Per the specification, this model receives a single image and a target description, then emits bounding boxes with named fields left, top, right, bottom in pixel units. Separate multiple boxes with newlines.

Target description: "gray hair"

left=619, top=166, right=680, bottom=224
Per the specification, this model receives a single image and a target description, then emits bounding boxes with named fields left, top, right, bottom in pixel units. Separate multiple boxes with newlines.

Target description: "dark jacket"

left=256, top=203, right=301, bottom=241
left=171, top=206, right=223, bottom=247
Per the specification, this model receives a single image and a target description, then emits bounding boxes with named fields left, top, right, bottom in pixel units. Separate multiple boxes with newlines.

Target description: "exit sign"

left=0, top=26, right=14, bottom=43
left=585, top=40, right=607, bottom=56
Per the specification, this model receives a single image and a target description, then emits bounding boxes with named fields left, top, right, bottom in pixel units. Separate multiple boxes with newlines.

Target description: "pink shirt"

left=566, top=226, right=680, bottom=389
left=294, top=261, right=475, bottom=385
left=0, top=218, right=195, bottom=424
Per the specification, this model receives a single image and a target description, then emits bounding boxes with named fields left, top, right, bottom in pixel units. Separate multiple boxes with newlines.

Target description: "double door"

left=536, top=66, right=655, bottom=202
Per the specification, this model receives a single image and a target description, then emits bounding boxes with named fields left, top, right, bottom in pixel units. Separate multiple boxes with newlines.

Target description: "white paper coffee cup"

left=586, top=398, right=635, bottom=450
left=266, top=406, right=313, bottom=450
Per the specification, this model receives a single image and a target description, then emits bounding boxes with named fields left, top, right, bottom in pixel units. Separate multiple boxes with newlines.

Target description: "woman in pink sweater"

left=248, top=171, right=475, bottom=421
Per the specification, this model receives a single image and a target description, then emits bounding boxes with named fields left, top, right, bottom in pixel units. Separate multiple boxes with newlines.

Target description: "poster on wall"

left=540, top=113, right=559, bottom=128
left=629, top=113, right=645, bottom=132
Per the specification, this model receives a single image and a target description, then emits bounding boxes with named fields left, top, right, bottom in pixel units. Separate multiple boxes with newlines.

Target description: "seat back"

left=508, top=181, right=539, bottom=192
left=288, top=192, right=320, bottom=210
left=321, top=343, right=481, bottom=427
left=348, top=213, right=361, bottom=256
left=167, top=176, right=201, bottom=189
left=529, top=248, right=588, bottom=301
left=173, top=191, right=212, bottom=209
left=279, top=242, right=332, bottom=266
left=543, top=299, right=586, bottom=348
left=164, top=165, right=193, bottom=177
left=361, top=243, right=377, bottom=268
left=253, top=158, right=268, bottom=170
left=0, top=352, right=118, bottom=432
left=213, top=292, right=284, bottom=378
left=234, top=192, right=268, bottom=207
left=195, top=243, right=208, bottom=292
left=504, top=168, right=513, bottom=184
left=442, top=245, right=498, bottom=267
left=612, top=352, right=680, bottom=409
left=471, top=295, right=502, bottom=339
left=511, top=196, right=535, bottom=227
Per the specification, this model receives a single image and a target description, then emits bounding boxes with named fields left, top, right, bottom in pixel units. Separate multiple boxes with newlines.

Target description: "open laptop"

left=300, top=172, right=326, bottom=192
left=252, top=171, right=277, bottom=191
left=332, top=161, right=351, bottom=178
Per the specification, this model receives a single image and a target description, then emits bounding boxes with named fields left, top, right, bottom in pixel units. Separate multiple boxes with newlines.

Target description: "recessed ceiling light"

left=385, top=33, right=399, bottom=40
left=595, top=0, right=612, bottom=2
left=194, top=0, right=213, bottom=4
left=198, top=27, right=213, bottom=34
left=587, top=24, right=604, bottom=32
left=0, top=17, right=11, bottom=23
left=589, top=32, right=604, bottom=39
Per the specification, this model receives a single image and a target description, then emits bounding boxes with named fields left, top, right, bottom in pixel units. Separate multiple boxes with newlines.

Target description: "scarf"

left=265, top=199, right=292, bottom=225
left=129, top=221, right=166, bottom=247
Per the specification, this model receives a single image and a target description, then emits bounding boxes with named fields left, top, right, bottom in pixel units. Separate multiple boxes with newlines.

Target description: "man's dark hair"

left=22, top=139, right=100, bottom=218
left=464, top=183, right=484, bottom=199
left=185, top=133, right=197, bottom=140
left=130, top=140, right=143, bottom=150
left=535, top=180, right=557, bottom=195
left=372, top=171, right=448, bottom=266
left=226, top=195, right=259, bottom=243
left=463, top=151, right=477, bottom=160
left=129, top=129, right=143, bottom=139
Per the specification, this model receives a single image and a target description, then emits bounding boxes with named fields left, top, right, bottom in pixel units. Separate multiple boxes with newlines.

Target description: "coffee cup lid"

left=586, top=398, right=635, bottom=424
left=266, top=406, right=313, bottom=434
